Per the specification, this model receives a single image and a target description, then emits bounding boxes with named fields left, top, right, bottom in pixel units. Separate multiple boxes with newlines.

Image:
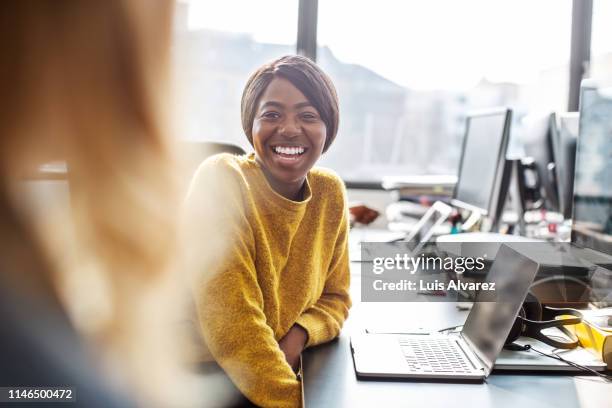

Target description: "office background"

left=172, top=0, right=610, bottom=186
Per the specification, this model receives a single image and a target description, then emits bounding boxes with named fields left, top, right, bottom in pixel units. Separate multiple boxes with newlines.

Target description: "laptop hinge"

left=458, top=333, right=491, bottom=376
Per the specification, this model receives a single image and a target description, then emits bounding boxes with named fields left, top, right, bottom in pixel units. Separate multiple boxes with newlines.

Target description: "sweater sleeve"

left=187, top=159, right=302, bottom=408
left=295, top=184, right=352, bottom=348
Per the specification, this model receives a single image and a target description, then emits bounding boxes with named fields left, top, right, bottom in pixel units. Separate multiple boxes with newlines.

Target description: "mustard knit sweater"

left=186, top=153, right=351, bottom=407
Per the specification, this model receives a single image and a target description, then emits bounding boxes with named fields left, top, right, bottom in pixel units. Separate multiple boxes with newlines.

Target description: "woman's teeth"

left=273, top=146, right=305, bottom=155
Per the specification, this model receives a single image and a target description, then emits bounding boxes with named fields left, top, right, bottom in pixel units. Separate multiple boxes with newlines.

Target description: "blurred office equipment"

left=522, top=113, right=560, bottom=212
left=551, top=112, right=580, bottom=220
left=571, top=79, right=612, bottom=256
left=452, top=108, right=513, bottom=232
left=382, top=175, right=457, bottom=218
left=381, top=175, right=457, bottom=194
left=506, top=159, right=528, bottom=235
left=383, top=108, right=512, bottom=236
left=482, top=111, right=581, bottom=238
left=519, top=111, right=580, bottom=221
left=507, top=112, right=581, bottom=229
left=350, top=202, right=452, bottom=261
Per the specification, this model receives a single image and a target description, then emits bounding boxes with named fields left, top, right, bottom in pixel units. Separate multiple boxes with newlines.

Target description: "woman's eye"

left=301, top=112, right=318, bottom=121
left=262, top=111, right=280, bottom=119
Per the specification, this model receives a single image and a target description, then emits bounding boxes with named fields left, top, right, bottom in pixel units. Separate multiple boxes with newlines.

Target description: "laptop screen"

left=403, top=202, right=451, bottom=252
left=461, top=245, right=540, bottom=373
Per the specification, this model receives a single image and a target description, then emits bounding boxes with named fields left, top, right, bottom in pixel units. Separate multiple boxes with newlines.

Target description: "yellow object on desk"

left=565, top=309, right=612, bottom=369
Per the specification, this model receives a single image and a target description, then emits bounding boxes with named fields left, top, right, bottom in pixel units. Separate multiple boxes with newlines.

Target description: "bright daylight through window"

left=173, top=0, right=586, bottom=182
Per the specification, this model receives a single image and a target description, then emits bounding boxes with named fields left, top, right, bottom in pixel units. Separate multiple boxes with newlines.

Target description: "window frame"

left=296, top=0, right=595, bottom=185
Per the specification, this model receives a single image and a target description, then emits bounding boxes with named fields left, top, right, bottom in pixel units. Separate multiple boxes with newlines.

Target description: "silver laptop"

left=351, top=245, right=540, bottom=381
left=351, top=201, right=452, bottom=262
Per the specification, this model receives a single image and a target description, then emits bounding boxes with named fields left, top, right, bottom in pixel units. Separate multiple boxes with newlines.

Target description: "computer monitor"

left=551, top=112, right=579, bottom=220
left=452, top=108, right=513, bottom=224
left=571, top=79, right=612, bottom=256
left=522, top=113, right=559, bottom=212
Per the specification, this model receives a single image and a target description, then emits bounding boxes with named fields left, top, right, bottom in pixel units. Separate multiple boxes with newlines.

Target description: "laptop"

left=351, top=244, right=540, bottom=381
left=351, top=201, right=452, bottom=262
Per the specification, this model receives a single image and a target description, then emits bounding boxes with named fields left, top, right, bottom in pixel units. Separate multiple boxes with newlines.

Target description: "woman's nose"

left=279, top=117, right=300, bottom=137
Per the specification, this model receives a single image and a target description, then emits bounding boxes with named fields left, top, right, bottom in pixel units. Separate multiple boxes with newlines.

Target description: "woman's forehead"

left=258, top=77, right=311, bottom=108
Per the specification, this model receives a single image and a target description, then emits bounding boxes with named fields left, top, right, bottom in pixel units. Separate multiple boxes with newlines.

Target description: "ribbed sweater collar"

left=243, top=153, right=312, bottom=213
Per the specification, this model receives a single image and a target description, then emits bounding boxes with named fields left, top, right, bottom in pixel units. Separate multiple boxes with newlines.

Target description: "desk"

left=302, top=263, right=612, bottom=408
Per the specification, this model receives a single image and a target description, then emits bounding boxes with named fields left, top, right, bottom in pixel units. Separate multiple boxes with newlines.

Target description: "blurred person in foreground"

left=0, top=1, right=197, bottom=406
left=185, top=55, right=352, bottom=407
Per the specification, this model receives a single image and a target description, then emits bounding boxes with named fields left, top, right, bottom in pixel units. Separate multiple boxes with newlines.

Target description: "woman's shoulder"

left=309, top=166, right=346, bottom=200
left=198, top=152, right=250, bottom=175
left=187, top=153, right=252, bottom=204
left=309, top=166, right=344, bottom=186
left=191, top=153, right=253, bottom=187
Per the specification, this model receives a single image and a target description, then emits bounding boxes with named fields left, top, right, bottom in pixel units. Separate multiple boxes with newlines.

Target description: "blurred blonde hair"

left=0, top=1, right=194, bottom=406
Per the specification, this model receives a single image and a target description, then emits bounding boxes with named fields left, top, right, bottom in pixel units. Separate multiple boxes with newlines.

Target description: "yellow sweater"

left=186, top=153, right=351, bottom=407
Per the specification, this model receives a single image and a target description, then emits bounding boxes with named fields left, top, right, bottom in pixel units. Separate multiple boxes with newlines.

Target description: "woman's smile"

left=269, top=144, right=308, bottom=164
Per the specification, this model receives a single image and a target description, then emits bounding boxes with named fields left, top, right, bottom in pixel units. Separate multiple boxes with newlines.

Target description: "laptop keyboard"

left=399, top=337, right=475, bottom=374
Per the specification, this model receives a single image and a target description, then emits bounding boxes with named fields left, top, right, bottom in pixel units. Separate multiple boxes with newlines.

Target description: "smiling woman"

left=185, top=55, right=350, bottom=408
left=251, top=77, right=327, bottom=199
left=242, top=56, right=339, bottom=200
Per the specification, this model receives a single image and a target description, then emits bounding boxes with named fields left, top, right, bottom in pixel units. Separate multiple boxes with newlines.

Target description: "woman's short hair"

left=241, top=55, right=339, bottom=153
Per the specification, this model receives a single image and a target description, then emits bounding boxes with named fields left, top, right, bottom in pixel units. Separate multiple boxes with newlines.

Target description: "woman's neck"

left=260, top=168, right=305, bottom=201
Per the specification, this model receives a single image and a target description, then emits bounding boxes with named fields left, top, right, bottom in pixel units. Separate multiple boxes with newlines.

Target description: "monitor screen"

left=572, top=80, right=612, bottom=256
left=552, top=112, right=579, bottom=220
left=453, top=109, right=511, bottom=214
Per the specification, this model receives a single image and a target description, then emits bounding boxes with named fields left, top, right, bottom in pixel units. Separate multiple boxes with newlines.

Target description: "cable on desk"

left=513, top=343, right=612, bottom=382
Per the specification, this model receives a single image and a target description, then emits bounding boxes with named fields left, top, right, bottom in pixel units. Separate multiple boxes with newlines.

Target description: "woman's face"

left=252, top=77, right=326, bottom=197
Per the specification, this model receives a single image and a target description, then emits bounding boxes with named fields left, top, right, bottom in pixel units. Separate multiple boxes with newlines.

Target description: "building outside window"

left=174, top=0, right=576, bottom=183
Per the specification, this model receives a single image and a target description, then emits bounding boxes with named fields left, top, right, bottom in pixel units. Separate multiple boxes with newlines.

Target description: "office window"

left=590, top=0, right=612, bottom=80
left=317, top=0, right=573, bottom=182
left=172, top=0, right=298, bottom=149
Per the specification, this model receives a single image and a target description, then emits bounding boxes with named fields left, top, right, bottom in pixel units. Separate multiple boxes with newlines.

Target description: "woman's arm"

left=195, top=243, right=302, bottom=408
left=295, top=195, right=352, bottom=348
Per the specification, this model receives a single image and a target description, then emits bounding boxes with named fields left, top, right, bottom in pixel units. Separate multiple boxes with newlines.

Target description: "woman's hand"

left=278, top=324, right=308, bottom=372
